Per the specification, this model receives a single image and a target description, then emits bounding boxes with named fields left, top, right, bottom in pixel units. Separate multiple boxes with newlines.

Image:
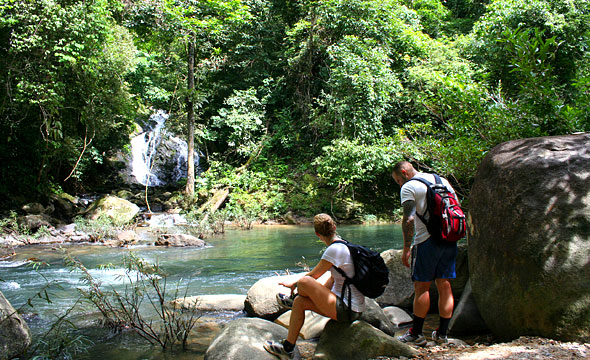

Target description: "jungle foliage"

left=1, top=0, right=589, bottom=219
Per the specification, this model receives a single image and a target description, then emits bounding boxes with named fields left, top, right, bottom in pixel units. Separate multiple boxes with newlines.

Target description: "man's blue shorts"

left=411, top=237, right=457, bottom=282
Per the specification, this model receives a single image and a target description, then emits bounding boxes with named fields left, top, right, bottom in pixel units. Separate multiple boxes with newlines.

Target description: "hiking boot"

left=432, top=329, right=449, bottom=344
left=263, top=340, right=294, bottom=359
left=398, top=328, right=427, bottom=347
left=276, top=293, right=296, bottom=309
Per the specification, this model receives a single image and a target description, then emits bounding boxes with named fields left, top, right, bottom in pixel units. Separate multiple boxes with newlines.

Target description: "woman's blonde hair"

left=314, top=213, right=337, bottom=237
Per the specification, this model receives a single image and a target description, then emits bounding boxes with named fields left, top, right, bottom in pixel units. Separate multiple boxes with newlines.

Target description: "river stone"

left=18, top=214, right=55, bottom=231
left=449, top=279, right=488, bottom=335
left=21, top=202, right=45, bottom=214
left=0, top=291, right=31, bottom=359
left=468, top=134, right=590, bottom=342
left=360, top=298, right=396, bottom=336
left=244, top=273, right=330, bottom=320
left=155, top=233, right=206, bottom=247
left=313, top=320, right=418, bottom=360
left=275, top=310, right=330, bottom=339
left=382, top=306, right=413, bottom=327
left=171, top=294, right=246, bottom=312
left=376, top=249, right=413, bottom=307
left=50, top=193, right=78, bottom=219
left=85, top=195, right=140, bottom=225
left=204, top=317, right=297, bottom=360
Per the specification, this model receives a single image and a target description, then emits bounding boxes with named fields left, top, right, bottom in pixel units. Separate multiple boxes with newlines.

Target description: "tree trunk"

left=185, top=38, right=195, bottom=196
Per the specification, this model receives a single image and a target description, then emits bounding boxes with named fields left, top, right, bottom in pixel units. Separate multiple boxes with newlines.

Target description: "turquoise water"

left=0, top=224, right=403, bottom=359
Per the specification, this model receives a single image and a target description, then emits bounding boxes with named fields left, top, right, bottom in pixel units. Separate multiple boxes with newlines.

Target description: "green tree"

left=128, top=0, right=250, bottom=195
left=0, top=0, right=137, bottom=203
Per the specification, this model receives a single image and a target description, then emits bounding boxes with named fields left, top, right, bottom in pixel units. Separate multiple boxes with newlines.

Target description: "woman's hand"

left=279, top=280, right=297, bottom=294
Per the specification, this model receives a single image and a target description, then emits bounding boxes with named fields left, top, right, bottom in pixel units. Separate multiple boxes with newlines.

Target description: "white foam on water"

left=0, top=261, right=27, bottom=268
left=0, top=281, right=21, bottom=290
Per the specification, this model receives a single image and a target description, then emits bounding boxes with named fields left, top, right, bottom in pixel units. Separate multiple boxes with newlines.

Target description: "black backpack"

left=330, top=239, right=389, bottom=306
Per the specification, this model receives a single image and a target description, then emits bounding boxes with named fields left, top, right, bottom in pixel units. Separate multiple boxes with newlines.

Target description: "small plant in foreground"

left=65, top=252, right=202, bottom=350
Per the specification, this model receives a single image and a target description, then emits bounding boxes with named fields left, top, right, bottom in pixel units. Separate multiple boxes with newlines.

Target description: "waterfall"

left=130, top=110, right=198, bottom=186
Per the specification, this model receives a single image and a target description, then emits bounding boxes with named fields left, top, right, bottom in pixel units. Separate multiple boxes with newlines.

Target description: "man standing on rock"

left=392, top=161, right=458, bottom=346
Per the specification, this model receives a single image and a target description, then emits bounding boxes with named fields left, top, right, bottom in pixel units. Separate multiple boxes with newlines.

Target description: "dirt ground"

left=375, top=313, right=590, bottom=360
left=409, top=336, right=589, bottom=360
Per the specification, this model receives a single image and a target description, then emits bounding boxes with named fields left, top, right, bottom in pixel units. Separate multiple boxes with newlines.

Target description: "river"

left=0, top=223, right=403, bottom=359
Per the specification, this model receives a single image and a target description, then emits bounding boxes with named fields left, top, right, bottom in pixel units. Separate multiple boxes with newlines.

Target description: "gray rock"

left=449, top=279, right=488, bottom=335
left=155, top=233, right=206, bottom=247
left=51, top=193, right=78, bottom=218
left=57, top=223, right=76, bottom=235
left=0, top=291, right=31, bottom=359
left=376, top=249, right=414, bottom=307
left=21, top=202, right=45, bottom=214
left=275, top=310, right=330, bottom=340
left=116, top=190, right=134, bottom=200
left=468, top=134, right=590, bottom=342
left=18, top=214, right=54, bottom=232
left=283, top=211, right=297, bottom=225
left=172, top=294, right=246, bottom=312
left=116, top=230, right=138, bottom=245
left=244, top=273, right=330, bottom=320
left=274, top=299, right=399, bottom=339
left=360, top=298, right=396, bottom=336
left=383, top=306, right=412, bottom=327
left=204, top=317, right=294, bottom=360
left=0, top=235, right=22, bottom=247
left=313, top=320, right=418, bottom=359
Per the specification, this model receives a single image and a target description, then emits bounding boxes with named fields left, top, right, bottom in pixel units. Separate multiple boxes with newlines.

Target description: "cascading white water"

left=130, top=110, right=198, bottom=186
left=131, top=110, right=168, bottom=186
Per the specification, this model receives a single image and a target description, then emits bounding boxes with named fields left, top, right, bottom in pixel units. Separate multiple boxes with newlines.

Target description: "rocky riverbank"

left=403, top=336, right=589, bottom=360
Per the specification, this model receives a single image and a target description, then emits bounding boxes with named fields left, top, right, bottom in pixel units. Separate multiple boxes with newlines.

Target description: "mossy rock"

left=86, top=196, right=140, bottom=225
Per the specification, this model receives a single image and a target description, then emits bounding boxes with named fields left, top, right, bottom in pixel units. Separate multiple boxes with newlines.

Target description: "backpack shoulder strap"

left=432, top=173, right=453, bottom=193
left=408, top=176, right=433, bottom=187
left=328, top=239, right=349, bottom=277
left=407, top=176, right=432, bottom=217
left=328, top=239, right=354, bottom=318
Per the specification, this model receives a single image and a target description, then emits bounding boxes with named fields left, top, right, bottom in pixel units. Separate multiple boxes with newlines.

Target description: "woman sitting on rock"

left=264, top=213, right=365, bottom=359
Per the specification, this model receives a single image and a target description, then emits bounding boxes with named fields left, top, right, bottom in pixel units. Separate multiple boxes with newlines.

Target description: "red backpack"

left=409, top=174, right=466, bottom=243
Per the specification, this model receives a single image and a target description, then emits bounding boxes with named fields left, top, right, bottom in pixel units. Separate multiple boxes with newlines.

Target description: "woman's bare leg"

left=286, top=276, right=338, bottom=344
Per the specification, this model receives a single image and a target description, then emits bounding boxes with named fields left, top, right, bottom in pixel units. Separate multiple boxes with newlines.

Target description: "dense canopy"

left=1, top=0, right=588, bottom=219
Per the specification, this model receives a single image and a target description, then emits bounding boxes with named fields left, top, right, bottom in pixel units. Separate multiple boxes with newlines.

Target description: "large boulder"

left=172, top=294, right=246, bottom=312
left=18, top=214, right=55, bottom=232
left=376, top=249, right=413, bottom=307
left=448, top=279, right=488, bottom=335
left=85, top=196, right=140, bottom=225
left=359, top=298, right=396, bottom=336
left=275, top=310, right=330, bottom=340
left=313, top=320, right=418, bottom=360
left=155, top=233, right=207, bottom=247
left=204, top=317, right=296, bottom=360
left=50, top=192, right=79, bottom=219
left=468, top=134, right=590, bottom=342
left=244, top=273, right=330, bottom=320
left=0, top=291, right=31, bottom=359
left=274, top=299, right=397, bottom=339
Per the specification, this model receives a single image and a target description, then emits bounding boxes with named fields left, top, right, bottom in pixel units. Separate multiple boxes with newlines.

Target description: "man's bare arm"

left=401, top=200, right=416, bottom=248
